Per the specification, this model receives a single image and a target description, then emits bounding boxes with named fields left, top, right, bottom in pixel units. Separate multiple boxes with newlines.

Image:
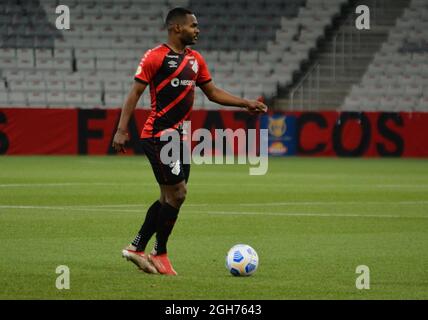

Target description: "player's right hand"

left=245, top=100, right=268, bottom=115
left=112, top=129, right=129, bottom=153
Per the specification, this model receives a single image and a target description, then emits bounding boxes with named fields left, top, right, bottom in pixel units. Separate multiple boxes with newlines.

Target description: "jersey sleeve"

left=134, top=49, right=163, bottom=84
left=195, top=53, right=212, bottom=87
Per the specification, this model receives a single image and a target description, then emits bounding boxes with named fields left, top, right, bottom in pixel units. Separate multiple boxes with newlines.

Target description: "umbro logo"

left=168, top=60, right=178, bottom=68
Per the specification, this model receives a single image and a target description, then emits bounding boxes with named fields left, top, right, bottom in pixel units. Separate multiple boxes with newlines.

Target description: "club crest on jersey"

left=168, top=60, right=178, bottom=68
left=135, top=65, right=142, bottom=76
left=191, top=60, right=199, bottom=74
left=169, top=160, right=181, bottom=175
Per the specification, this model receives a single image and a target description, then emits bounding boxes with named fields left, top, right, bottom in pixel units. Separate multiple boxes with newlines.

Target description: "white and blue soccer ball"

left=226, top=244, right=259, bottom=276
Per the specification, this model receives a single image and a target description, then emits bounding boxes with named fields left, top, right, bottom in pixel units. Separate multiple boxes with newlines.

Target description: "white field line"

left=1, top=200, right=427, bottom=209
left=0, top=182, right=428, bottom=189
left=0, top=204, right=427, bottom=219
left=236, top=200, right=428, bottom=206
left=77, top=159, right=150, bottom=166
left=0, top=183, right=153, bottom=188
left=374, top=184, right=428, bottom=188
left=0, top=200, right=427, bottom=209
left=0, top=205, right=142, bottom=213
left=194, top=210, right=425, bottom=219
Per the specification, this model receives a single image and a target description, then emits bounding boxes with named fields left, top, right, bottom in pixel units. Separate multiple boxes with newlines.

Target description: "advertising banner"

left=260, top=113, right=296, bottom=156
left=0, top=108, right=427, bottom=157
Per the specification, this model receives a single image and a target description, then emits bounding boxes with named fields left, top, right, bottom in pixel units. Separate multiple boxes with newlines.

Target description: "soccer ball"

left=226, top=244, right=259, bottom=276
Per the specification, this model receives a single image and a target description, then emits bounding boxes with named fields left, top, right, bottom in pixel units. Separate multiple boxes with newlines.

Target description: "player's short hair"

left=165, top=7, right=193, bottom=28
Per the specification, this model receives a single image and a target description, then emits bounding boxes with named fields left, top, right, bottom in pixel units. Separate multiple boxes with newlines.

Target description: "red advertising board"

left=294, top=111, right=428, bottom=157
left=0, top=108, right=427, bottom=157
left=0, top=108, right=258, bottom=155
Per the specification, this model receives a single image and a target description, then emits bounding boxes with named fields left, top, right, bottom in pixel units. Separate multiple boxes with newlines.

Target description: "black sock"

left=132, top=200, right=162, bottom=252
left=155, top=203, right=179, bottom=255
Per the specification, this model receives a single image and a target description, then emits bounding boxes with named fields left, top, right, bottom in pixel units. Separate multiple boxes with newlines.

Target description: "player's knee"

left=174, top=185, right=187, bottom=206
left=165, top=183, right=186, bottom=208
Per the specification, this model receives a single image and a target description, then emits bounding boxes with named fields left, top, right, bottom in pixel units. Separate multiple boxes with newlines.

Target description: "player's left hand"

left=245, top=100, right=268, bottom=115
left=112, top=129, right=129, bottom=153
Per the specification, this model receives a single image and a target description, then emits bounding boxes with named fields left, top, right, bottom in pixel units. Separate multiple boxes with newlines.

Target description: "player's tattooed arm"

left=200, top=81, right=267, bottom=114
left=112, top=81, right=147, bottom=153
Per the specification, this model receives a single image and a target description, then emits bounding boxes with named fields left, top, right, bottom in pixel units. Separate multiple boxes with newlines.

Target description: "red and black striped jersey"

left=134, top=44, right=212, bottom=138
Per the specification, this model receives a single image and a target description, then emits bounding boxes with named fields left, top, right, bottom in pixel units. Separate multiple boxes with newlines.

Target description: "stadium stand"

left=341, top=0, right=428, bottom=112
left=1, top=0, right=356, bottom=110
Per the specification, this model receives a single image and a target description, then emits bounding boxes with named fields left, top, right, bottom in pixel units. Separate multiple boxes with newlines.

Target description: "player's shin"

left=154, top=203, right=179, bottom=254
left=132, top=200, right=162, bottom=252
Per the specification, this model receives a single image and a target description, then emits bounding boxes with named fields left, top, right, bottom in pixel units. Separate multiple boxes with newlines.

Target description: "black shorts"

left=141, top=137, right=190, bottom=185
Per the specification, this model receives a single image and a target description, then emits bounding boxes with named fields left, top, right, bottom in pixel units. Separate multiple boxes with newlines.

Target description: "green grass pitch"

left=0, top=156, right=427, bottom=300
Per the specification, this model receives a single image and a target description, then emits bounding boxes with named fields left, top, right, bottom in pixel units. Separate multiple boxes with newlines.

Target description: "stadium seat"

left=65, top=79, right=82, bottom=91
left=114, top=59, right=135, bottom=72
left=46, top=80, right=64, bottom=92
left=16, top=59, right=35, bottom=70
left=379, top=74, right=397, bottom=87
left=27, top=91, right=47, bottom=106
left=8, top=80, right=28, bottom=91
left=387, top=84, right=406, bottom=97
left=238, top=51, right=258, bottom=63
left=253, top=62, right=273, bottom=76
left=2, top=0, right=339, bottom=108
left=65, top=92, right=84, bottom=106
left=397, top=96, right=417, bottom=111
left=137, top=93, right=150, bottom=108
left=96, top=58, right=115, bottom=72
left=54, top=48, right=72, bottom=59
left=379, top=96, right=398, bottom=111
left=82, top=92, right=103, bottom=107
left=0, top=48, right=16, bottom=58
left=347, top=0, right=428, bottom=113
left=0, top=58, right=17, bottom=70
left=243, top=83, right=264, bottom=99
left=29, top=80, right=47, bottom=91
left=82, top=80, right=102, bottom=92
left=104, top=80, right=123, bottom=93
left=36, top=58, right=54, bottom=70
left=35, top=48, right=53, bottom=60
left=4, top=70, right=25, bottom=81
left=204, top=99, right=220, bottom=110
left=342, top=96, right=362, bottom=111
left=76, top=58, right=96, bottom=71
left=46, top=91, right=66, bottom=106
left=415, top=96, right=428, bottom=111
left=44, top=71, right=65, bottom=81
left=53, top=58, right=72, bottom=71
left=0, top=91, right=9, bottom=105
left=16, top=48, right=34, bottom=60
left=368, top=84, right=389, bottom=98
left=194, top=92, right=205, bottom=108
left=361, top=96, right=380, bottom=111
left=406, top=84, right=423, bottom=97
left=219, top=51, right=239, bottom=63
left=8, top=91, right=27, bottom=106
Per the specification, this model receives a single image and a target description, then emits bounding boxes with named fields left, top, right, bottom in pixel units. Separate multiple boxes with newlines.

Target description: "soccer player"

left=112, top=7, right=267, bottom=275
